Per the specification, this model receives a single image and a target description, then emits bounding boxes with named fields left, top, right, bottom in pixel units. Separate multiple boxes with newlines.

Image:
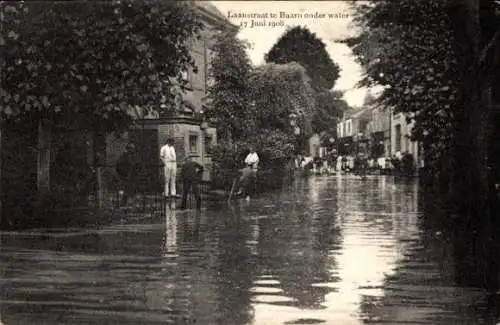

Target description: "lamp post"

left=199, top=111, right=208, bottom=181
left=357, top=132, right=363, bottom=155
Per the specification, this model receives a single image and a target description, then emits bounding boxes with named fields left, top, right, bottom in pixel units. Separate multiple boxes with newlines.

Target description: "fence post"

left=97, top=166, right=104, bottom=209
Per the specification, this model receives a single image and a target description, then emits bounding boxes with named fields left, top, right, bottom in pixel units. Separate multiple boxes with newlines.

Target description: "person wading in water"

left=235, top=147, right=259, bottom=200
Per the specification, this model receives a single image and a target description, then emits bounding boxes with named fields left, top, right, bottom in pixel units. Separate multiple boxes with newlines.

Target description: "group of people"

left=290, top=151, right=418, bottom=177
left=116, top=138, right=261, bottom=209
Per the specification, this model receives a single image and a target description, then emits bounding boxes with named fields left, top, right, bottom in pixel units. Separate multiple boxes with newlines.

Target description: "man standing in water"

left=180, top=154, right=204, bottom=210
left=160, top=138, right=177, bottom=198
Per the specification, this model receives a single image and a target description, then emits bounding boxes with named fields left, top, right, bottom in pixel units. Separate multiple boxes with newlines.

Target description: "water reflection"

left=164, top=201, right=178, bottom=256
left=1, top=175, right=499, bottom=325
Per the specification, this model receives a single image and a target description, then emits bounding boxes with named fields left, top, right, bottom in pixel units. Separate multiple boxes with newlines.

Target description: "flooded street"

left=1, top=175, right=499, bottom=325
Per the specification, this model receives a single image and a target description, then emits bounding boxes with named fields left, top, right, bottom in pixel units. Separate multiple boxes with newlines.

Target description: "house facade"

left=391, top=111, right=420, bottom=160
left=104, top=2, right=237, bottom=192
left=335, top=104, right=422, bottom=166
left=366, top=107, right=391, bottom=158
left=336, top=108, right=371, bottom=155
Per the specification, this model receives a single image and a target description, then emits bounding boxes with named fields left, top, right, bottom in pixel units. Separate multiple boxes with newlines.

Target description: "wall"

left=391, top=113, right=419, bottom=159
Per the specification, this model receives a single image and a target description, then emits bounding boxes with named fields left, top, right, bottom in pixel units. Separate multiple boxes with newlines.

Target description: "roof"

left=195, top=2, right=238, bottom=31
left=196, top=2, right=227, bottom=22
left=342, top=107, right=372, bottom=121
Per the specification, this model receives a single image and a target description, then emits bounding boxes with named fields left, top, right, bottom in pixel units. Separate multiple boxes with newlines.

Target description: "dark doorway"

left=129, top=128, right=160, bottom=193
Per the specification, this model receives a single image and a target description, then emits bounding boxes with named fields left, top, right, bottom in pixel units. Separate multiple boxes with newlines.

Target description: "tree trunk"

left=451, top=0, right=496, bottom=289
left=0, top=117, right=2, bottom=223
left=453, top=0, right=490, bottom=220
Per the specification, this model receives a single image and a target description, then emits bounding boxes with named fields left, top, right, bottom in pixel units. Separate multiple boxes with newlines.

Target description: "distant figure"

left=391, top=154, right=401, bottom=175
left=402, top=151, right=415, bottom=176
left=180, top=155, right=203, bottom=210
left=336, top=155, right=343, bottom=172
left=295, top=154, right=305, bottom=169
left=342, top=156, right=348, bottom=171
left=313, top=155, right=322, bottom=174
left=116, top=143, right=138, bottom=205
left=160, top=138, right=177, bottom=198
left=321, top=157, right=329, bottom=175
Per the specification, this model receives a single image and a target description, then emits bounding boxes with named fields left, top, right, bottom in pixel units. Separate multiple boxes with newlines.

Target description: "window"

left=395, top=124, right=402, bottom=152
left=189, top=134, right=198, bottom=153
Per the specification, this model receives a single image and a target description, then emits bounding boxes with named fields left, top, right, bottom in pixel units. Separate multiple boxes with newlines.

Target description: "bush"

left=210, top=129, right=295, bottom=190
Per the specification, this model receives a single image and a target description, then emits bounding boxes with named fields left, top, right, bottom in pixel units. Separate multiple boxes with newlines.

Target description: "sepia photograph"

left=1, top=0, right=500, bottom=324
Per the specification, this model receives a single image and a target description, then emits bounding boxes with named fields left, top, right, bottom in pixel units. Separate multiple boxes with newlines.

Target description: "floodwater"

left=1, top=175, right=499, bottom=325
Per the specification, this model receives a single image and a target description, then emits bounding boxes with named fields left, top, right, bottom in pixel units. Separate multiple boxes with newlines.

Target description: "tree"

left=205, top=29, right=253, bottom=141
left=210, top=62, right=315, bottom=187
left=312, top=90, right=348, bottom=135
left=0, top=1, right=201, bottom=132
left=0, top=1, right=202, bottom=216
left=346, top=0, right=500, bottom=220
left=265, top=26, right=340, bottom=91
left=249, top=62, right=315, bottom=140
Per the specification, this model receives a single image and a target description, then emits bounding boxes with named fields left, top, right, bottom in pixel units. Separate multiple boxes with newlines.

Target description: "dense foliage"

left=249, top=62, right=315, bottom=137
left=265, top=26, right=340, bottom=91
left=206, top=31, right=317, bottom=180
left=265, top=26, right=348, bottom=135
left=346, top=0, right=460, bottom=168
left=206, top=31, right=322, bottom=187
left=210, top=130, right=295, bottom=189
left=0, top=0, right=201, bottom=133
left=205, top=30, right=253, bottom=141
left=312, top=90, right=348, bottom=135
left=347, top=0, right=500, bottom=216
left=208, top=61, right=314, bottom=181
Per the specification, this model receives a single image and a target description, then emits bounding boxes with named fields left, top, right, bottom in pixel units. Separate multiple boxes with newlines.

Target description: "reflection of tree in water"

left=358, top=187, right=500, bottom=325
left=256, top=183, right=343, bottom=309
left=359, top=235, right=500, bottom=324
left=420, top=182, right=500, bottom=294
left=214, top=204, right=255, bottom=325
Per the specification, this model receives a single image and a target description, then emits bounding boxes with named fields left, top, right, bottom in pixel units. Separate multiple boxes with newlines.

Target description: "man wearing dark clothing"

left=180, top=155, right=204, bottom=210
left=116, top=143, right=137, bottom=206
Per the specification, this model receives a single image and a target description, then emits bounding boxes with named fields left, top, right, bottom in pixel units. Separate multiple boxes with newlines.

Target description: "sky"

left=211, top=1, right=370, bottom=107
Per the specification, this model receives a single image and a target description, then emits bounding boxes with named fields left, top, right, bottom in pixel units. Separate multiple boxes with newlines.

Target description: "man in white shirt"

left=160, top=138, right=177, bottom=198
left=244, top=147, right=259, bottom=170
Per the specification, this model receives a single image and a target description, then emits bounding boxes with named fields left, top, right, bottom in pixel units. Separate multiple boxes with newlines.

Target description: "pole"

left=388, top=107, right=392, bottom=156
left=200, top=128, right=204, bottom=182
